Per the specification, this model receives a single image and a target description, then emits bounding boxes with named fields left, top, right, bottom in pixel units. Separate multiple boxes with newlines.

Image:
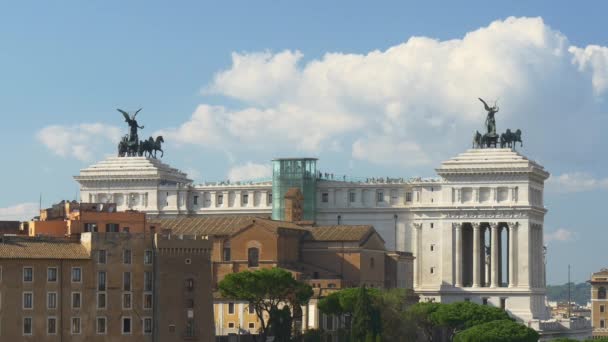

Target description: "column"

left=261, top=191, right=268, bottom=208
left=413, top=223, right=422, bottom=288
left=490, top=222, right=499, bottom=288
left=210, top=191, right=216, bottom=208
left=508, top=222, right=517, bottom=287
left=472, top=223, right=481, bottom=287
left=453, top=223, right=463, bottom=287
left=222, top=191, right=229, bottom=208
left=247, top=191, right=254, bottom=208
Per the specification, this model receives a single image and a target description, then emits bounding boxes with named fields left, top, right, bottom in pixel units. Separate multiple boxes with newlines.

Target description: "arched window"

left=599, top=287, right=606, bottom=299
left=248, top=248, right=259, bottom=268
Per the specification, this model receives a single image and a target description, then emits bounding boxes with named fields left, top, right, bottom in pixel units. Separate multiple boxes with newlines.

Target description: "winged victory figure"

left=478, top=98, right=499, bottom=136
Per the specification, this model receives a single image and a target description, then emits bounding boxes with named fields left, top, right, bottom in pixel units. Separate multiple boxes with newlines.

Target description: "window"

left=349, top=191, right=356, bottom=203
left=123, top=249, right=132, bottom=264
left=430, top=244, right=435, bottom=251
left=249, top=305, right=255, bottom=314
left=23, top=317, right=32, bottom=335
left=143, top=317, right=152, bottom=335
left=185, top=258, right=192, bottom=264
left=405, top=192, right=413, bottom=202
left=23, top=267, right=33, bottom=282
left=601, top=305, right=605, bottom=313
left=500, top=298, right=506, bottom=310
left=328, top=283, right=336, bottom=288
left=122, top=272, right=131, bottom=291
left=144, top=271, right=153, bottom=291
left=464, top=298, right=470, bottom=302
left=71, top=317, right=81, bottom=334
left=430, top=223, right=434, bottom=228
left=185, top=278, right=194, bottom=291
left=321, top=192, right=329, bottom=203
left=144, top=293, right=153, bottom=309
left=23, top=292, right=33, bottom=309
left=97, top=317, right=106, bottom=334
left=97, top=293, right=106, bottom=309
left=370, top=257, right=375, bottom=269
left=223, top=247, right=231, bottom=261
left=377, top=191, right=384, bottom=202
left=122, top=317, right=132, bottom=334
left=84, top=223, right=98, bottom=232
left=228, top=322, right=235, bottom=328
left=144, top=250, right=153, bottom=265
left=599, top=287, right=607, bottom=299
left=193, top=195, right=199, bottom=205
left=243, top=194, right=249, bottom=205
left=228, top=302, right=235, bottom=314
left=47, top=292, right=57, bottom=309
left=47, top=317, right=57, bottom=335
left=98, top=271, right=106, bottom=291
left=267, top=193, right=273, bottom=204
left=72, top=292, right=81, bottom=309
left=602, top=320, right=606, bottom=329
left=249, top=322, right=255, bottom=329
left=47, top=267, right=57, bottom=282
left=106, top=223, right=119, bottom=232
left=482, top=298, right=489, bottom=305
left=122, top=226, right=130, bottom=233
left=217, top=194, right=224, bottom=205
left=248, top=247, right=260, bottom=267
left=71, top=267, right=82, bottom=283
left=430, top=267, right=435, bottom=274
left=98, top=250, right=107, bottom=264
left=123, top=293, right=132, bottom=309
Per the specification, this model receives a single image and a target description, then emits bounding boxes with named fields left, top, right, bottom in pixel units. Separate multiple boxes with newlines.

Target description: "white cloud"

left=227, top=162, right=272, bottom=181
left=37, top=123, right=121, bottom=162
left=569, top=45, right=608, bottom=95
left=547, top=172, right=608, bottom=193
left=545, top=228, right=576, bottom=243
left=0, top=202, right=39, bottom=221
left=163, top=17, right=608, bottom=167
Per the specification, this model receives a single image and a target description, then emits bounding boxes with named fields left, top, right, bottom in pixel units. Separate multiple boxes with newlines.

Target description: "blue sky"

left=1, top=1, right=608, bottom=284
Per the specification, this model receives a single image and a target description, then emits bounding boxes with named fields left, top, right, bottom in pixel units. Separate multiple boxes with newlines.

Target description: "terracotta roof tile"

left=305, top=225, right=375, bottom=242
left=0, top=239, right=90, bottom=259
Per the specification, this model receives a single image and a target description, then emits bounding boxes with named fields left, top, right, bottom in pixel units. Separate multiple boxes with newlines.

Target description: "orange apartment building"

left=591, top=269, right=608, bottom=338
left=0, top=203, right=214, bottom=341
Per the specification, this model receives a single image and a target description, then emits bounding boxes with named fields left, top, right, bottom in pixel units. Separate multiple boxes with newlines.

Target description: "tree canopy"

left=218, top=268, right=313, bottom=341
left=431, top=301, right=512, bottom=339
left=453, top=319, right=539, bottom=342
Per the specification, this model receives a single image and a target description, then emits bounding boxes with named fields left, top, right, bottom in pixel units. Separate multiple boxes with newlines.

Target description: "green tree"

left=352, top=286, right=381, bottom=342
left=218, top=268, right=313, bottom=342
left=375, top=289, right=417, bottom=342
left=453, top=319, right=539, bottom=342
left=406, top=302, right=441, bottom=341
left=431, top=301, right=512, bottom=340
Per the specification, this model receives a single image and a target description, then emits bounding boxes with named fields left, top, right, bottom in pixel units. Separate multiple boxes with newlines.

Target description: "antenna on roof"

left=39, top=193, right=42, bottom=213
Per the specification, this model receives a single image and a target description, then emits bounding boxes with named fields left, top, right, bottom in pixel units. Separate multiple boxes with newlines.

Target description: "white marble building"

left=76, top=148, right=551, bottom=322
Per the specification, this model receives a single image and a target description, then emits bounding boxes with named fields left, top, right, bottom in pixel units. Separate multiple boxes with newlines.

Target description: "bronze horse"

left=500, top=129, right=523, bottom=148
left=139, top=136, right=164, bottom=158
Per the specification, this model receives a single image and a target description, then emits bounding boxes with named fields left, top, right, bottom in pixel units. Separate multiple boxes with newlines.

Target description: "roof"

left=305, top=225, right=378, bottom=243
left=0, top=238, right=90, bottom=259
left=151, top=216, right=378, bottom=243
left=150, top=215, right=309, bottom=236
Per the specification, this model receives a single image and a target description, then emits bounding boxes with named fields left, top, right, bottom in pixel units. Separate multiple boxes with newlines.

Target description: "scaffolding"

left=271, top=158, right=317, bottom=221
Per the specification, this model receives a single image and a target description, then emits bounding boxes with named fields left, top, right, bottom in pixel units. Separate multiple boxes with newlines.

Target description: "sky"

left=1, top=1, right=608, bottom=284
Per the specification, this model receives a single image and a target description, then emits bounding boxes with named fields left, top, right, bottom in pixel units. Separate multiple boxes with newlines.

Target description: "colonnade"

left=453, top=222, right=519, bottom=288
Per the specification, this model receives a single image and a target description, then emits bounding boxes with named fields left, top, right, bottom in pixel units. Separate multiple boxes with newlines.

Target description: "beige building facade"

left=591, top=269, right=608, bottom=338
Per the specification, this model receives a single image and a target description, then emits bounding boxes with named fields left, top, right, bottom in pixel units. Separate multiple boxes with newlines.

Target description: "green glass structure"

left=271, top=158, right=318, bottom=221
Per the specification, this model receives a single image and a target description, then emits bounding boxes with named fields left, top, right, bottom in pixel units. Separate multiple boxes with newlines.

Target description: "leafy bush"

left=453, top=319, right=539, bottom=342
